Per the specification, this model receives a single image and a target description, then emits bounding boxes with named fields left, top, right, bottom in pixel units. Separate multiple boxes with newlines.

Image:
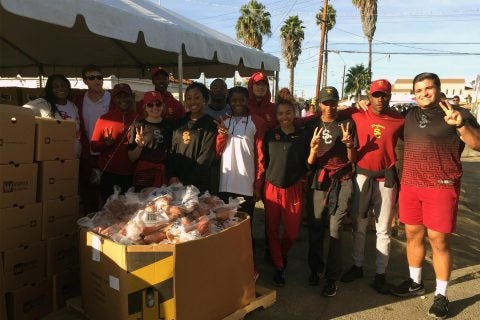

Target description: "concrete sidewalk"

left=247, top=159, right=480, bottom=320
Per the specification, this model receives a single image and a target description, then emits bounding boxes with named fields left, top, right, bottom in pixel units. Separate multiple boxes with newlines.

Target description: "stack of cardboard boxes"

left=0, top=105, right=80, bottom=319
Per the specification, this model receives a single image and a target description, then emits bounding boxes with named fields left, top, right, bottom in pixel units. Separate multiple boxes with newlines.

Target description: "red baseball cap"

left=251, top=72, right=268, bottom=84
left=369, top=79, right=392, bottom=95
left=150, top=67, right=169, bottom=79
left=112, top=83, right=132, bottom=96
left=143, top=91, right=163, bottom=106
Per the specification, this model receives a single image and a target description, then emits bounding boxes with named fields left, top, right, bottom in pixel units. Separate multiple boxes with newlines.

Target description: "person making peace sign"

left=128, top=91, right=173, bottom=191
left=304, top=86, right=357, bottom=297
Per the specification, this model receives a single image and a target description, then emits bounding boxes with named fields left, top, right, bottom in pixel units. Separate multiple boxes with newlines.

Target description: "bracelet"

left=455, top=119, right=465, bottom=129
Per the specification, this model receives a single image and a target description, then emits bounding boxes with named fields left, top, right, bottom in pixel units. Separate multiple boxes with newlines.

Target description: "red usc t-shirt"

left=402, top=106, right=479, bottom=188
left=351, top=107, right=404, bottom=172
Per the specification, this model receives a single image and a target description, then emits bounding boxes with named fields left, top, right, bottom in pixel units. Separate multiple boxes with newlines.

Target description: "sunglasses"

left=85, top=75, right=104, bottom=81
left=146, top=102, right=162, bottom=108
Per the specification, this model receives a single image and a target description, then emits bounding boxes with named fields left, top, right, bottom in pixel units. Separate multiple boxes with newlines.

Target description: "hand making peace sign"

left=103, top=127, right=115, bottom=147
left=309, top=127, right=324, bottom=153
left=439, top=100, right=464, bottom=128
left=135, top=126, right=146, bottom=147
left=341, top=122, right=354, bottom=148
left=214, top=117, right=229, bottom=135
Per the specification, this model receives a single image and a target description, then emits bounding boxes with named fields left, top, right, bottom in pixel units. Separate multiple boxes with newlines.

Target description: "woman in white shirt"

left=23, top=74, right=81, bottom=157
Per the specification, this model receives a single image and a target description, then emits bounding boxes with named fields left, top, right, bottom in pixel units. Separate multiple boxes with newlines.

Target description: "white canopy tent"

left=0, top=0, right=280, bottom=96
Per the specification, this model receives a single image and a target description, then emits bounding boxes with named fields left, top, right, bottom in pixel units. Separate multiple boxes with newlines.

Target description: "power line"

left=328, top=50, right=480, bottom=55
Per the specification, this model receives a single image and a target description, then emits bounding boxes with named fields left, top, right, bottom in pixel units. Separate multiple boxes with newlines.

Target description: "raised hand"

left=356, top=100, right=369, bottom=112
left=103, top=127, right=115, bottom=147
left=135, top=126, right=146, bottom=147
left=341, top=122, right=353, bottom=148
left=214, top=117, right=228, bottom=135
left=439, top=100, right=464, bottom=127
left=310, top=127, right=324, bottom=152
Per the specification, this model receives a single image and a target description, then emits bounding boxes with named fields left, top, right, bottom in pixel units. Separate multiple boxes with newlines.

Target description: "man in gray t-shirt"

left=204, top=78, right=231, bottom=119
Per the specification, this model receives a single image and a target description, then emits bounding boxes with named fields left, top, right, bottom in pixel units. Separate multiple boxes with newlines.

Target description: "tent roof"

left=0, top=0, right=280, bottom=79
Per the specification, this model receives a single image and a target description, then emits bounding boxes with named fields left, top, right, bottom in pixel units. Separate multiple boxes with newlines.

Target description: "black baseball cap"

left=320, top=86, right=339, bottom=103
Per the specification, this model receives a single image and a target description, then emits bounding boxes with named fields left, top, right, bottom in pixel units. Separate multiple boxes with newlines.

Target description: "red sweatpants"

left=264, top=180, right=303, bottom=270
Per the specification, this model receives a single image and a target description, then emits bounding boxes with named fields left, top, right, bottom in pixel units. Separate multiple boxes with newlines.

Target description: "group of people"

left=22, top=67, right=480, bottom=319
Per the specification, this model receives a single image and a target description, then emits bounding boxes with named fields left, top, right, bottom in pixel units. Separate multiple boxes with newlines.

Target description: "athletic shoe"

left=253, top=267, right=260, bottom=282
left=341, top=265, right=363, bottom=283
left=273, top=268, right=286, bottom=287
left=322, top=279, right=337, bottom=297
left=371, top=273, right=390, bottom=295
left=391, top=279, right=425, bottom=297
left=308, top=272, right=320, bottom=286
left=428, top=294, right=449, bottom=319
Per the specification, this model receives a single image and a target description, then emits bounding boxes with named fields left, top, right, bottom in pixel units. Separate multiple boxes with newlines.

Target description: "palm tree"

left=344, top=64, right=369, bottom=102
left=280, top=15, right=305, bottom=94
left=352, top=0, right=377, bottom=81
left=316, top=4, right=337, bottom=87
left=236, top=0, right=272, bottom=50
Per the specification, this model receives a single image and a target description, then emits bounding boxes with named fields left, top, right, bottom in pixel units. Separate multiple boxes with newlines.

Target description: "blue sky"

left=159, top=0, right=480, bottom=98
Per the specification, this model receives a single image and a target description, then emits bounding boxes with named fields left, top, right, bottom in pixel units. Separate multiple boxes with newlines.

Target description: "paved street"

left=247, top=156, right=480, bottom=320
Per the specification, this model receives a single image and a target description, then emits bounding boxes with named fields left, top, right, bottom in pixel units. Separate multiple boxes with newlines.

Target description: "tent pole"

left=178, top=52, right=184, bottom=104
left=274, top=71, right=279, bottom=104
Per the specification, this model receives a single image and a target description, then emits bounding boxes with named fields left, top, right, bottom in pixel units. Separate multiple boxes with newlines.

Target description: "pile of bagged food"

left=77, top=183, right=245, bottom=245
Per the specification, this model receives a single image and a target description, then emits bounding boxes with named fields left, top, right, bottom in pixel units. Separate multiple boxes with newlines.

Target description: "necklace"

left=321, top=119, right=335, bottom=132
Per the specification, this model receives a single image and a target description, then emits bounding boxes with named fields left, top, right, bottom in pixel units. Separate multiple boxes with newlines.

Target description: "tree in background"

left=352, top=0, right=377, bottom=81
left=236, top=0, right=272, bottom=50
left=344, top=64, right=369, bottom=102
left=316, top=4, right=337, bottom=87
left=280, top=15, right=305, bottom=94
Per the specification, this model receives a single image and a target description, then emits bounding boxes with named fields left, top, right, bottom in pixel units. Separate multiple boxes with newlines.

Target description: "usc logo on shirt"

left=182, top=131, right=190, bottom=144
left=371, top=124, right=386, bottom=139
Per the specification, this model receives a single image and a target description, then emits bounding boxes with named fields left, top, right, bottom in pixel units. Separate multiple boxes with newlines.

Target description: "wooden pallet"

left=222, top=285, right=276, bottom=320
left=65, top=296, right=91, bottom=319
left=64, top=285, right=276, bottom=320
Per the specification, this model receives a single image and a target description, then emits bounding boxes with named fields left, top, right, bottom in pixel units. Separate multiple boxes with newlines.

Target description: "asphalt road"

left=247, top=157, right=480, bottom=320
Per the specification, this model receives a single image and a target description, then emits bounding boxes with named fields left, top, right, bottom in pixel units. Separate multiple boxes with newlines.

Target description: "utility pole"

left=341, top=64, right=346, bottom=99
left=315, top=0, right=328, bottom=106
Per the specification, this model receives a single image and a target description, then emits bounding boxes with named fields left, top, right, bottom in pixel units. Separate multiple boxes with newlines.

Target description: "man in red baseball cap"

left=341, top=79, right=405, bottom=295
left=148, top=67, right=185, bottom=124
left=90, top=83, right=138, bottom=200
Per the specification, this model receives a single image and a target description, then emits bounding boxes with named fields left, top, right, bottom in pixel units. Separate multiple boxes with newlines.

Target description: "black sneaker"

left=428, top=294, right=449, bottom=319
left=341, top=265, right=363, bottom=283
left=371, top=273, right=390, bottom=295
left=273, top=268, right=286, bottom=287
left=391, top=279, right=425, bottom=297
left=322, top=279, right=337, bottom=297
left=308, top=272, right=320, bottom=286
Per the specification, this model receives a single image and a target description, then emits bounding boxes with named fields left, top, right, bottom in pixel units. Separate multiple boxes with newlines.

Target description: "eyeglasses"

left=85, top=75, right=104, bottom=81
left=146, top=102, right=162, bottom=108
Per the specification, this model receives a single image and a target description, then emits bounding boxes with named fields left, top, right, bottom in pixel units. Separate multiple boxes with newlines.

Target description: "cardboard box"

left=80, top=215, right=255, bottom=320
left=34, top=118, right=76, bottom=161
left=0, top=256, right=6, bottom=320
left=52, top=269, right=80, bottom=310
left=0, top=163, right=37, bottom=209
left=42, top=196, right=80, bottom=240
left=5, top=279, right=52, bottom=320
left=46, top=231, right=79, bottom=276
left=0, top=105, right=35, bottom=164
left=0, top=87, right=20, bottom=105
left=38, top=159, right=79, bottom=201
left=20, top=88, right=43, bottom=105
left=0, top=291, right=6, bottom=320
left=0, top=202, right=42, bottom=252
left=2, top=241, right=45, bottom=292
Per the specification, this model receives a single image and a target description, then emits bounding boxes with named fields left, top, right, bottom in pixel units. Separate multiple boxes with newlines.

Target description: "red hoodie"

left=90, top=108, right=138, bottom=175
left=248, top=72, right=277, bottom=130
